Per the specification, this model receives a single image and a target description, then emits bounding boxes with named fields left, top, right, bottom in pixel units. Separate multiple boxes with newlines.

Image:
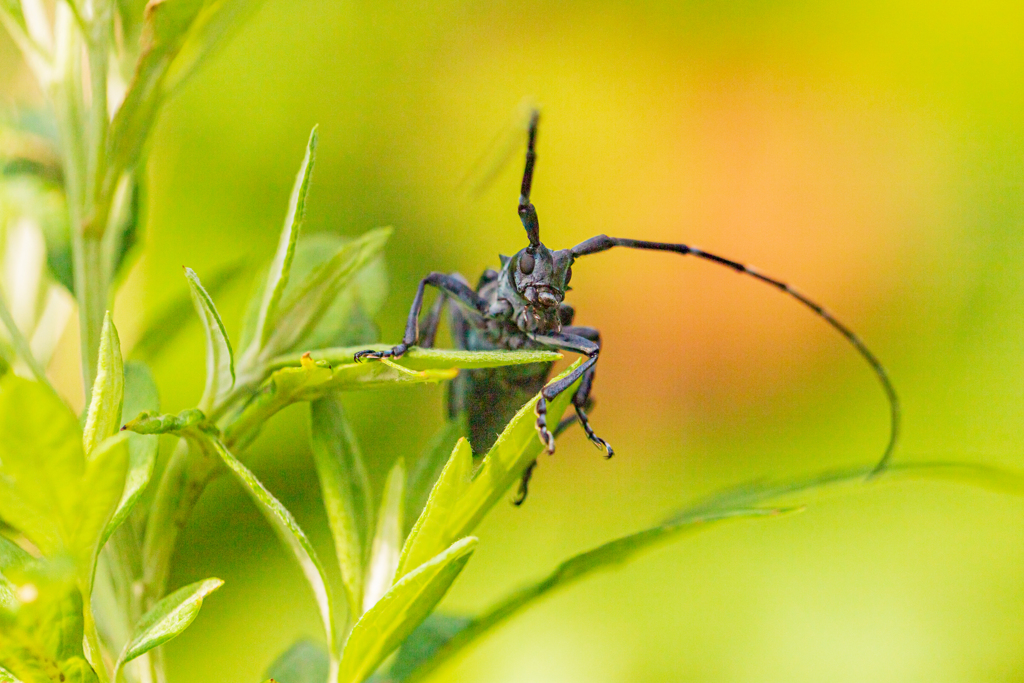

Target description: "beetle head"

left=498, top=244, right=574, bottom=332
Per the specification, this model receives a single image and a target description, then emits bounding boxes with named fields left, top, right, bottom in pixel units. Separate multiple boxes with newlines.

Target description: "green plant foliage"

left=387, top=614, right=470, bottom=681
left=131, top=260, right=245, bottom=361
left=248, top=126, right=318, bottom=352
left=184, top=266, right=235, bottom=411
left=309, top=397, right=372, bottom=621
left=338, top=537, right=478, bottom=683
left=405, top=415, right=467, bottom=534
left=114, top=577, right=223, bottom=677
left=82, top=312, right=124, bottom=455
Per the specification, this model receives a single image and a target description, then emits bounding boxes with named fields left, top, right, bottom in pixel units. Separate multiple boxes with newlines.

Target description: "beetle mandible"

left=355, top=110, right=899, bottom=504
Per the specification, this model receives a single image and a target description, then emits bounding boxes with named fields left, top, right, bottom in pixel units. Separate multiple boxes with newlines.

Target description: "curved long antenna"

left=571, top=235, right=899, bottom=473
left=517, top=109, right=541, bottom=247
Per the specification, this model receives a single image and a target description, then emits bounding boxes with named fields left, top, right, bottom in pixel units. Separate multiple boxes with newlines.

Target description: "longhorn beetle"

left=356, top=110, right=899, bottom=504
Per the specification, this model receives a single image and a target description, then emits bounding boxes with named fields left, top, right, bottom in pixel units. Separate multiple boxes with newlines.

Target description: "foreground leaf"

left=247, top=126, right=317, bottom=352
left=388, top=614, right=470, bottom=681
left=82, top=313, right=124, bottom=455
left=269, top=347, right=561, bottom=373
left=309, top=397, right=372, bottom=621
left=210, top=438, right=338, bottom=654
left=338, top=537, right=477, bottom=683
left=114, top=578, right=223, bottom=676
left=396, top=361, right=582, bottom=578
left=185, top=267, right=235, bottom=411
left=224, top=354, right=456, bottom=449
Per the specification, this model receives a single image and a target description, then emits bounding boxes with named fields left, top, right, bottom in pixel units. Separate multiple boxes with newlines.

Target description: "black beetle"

left=356, top=111, right=898, bottom=503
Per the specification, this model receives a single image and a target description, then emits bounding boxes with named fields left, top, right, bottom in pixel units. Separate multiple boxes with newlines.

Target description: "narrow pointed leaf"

left=224, top=354, right=455, bottom=449
left=82, top=312, right=124, bottom=455
left=115, top=577, right=223, bottom=673
left=397, top=361, right=582, bottom=579
left=309, top=397, right=371, bottom=619
left=210, top=438, right=337, bottom=650
left=363, top=459, right=405, bottom=613
left=184, top=267, right=235, bottom=411
left=339, top=537, right=477, bottom=683
left=250, top=126, right=318, bottom=350
left=269, top=347, right=561, bottom=373
left=388, top=614, right=470, bottom=681
left=132, top=260, right=245, bottom=361
left=100, top=362, right=160, bottom=547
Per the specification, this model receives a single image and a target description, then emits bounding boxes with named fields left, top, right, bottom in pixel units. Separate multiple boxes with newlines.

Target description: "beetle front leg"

left=355, top=272, right=487, bottom=362
left=530, top=330, right=603, bottom=455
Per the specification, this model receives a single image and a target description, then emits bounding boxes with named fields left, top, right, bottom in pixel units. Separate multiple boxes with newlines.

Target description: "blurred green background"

left=7, top=0, right=1024, bottom=680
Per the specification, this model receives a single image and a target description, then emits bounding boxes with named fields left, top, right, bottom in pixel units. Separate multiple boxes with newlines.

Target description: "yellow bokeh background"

left=6, top=1, right=1024, bottom=681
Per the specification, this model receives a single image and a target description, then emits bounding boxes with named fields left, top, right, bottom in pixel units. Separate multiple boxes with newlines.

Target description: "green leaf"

left=401, top=507, right=788, bottom=683
left=0, top=536, right=30, bottom=613
left=255, top=227, right=392, bottom=364
left=100, top=362, right=160, bottom=547
left=114, top=577, right=223, bottom=675
left=0, top=375, right=84, bottom=556
left=388, top=614, right=470, bottom=681
left=264, top=639, right=330, bottom=683
left=269, top=347, right=561, bottom=373
left=184, top=267, right=235, bottom=411
left=338, top=537, right=477, bottom=683
left=82, top=313, right=124, bottom=456
left=248, top=126, right=318, bottom=351
left=363, top=459, right=405, bottom=614
left=131, top=260, right=245, bottom=361
left=396, top=440, right=470, bottom=579
left=406, top=415, right=467, bottom=534
left=309, top=397, right=371, bottom=621
left=396, top=361, right=582, bottom=579
left=223, top=354, right=455, bottom=449
left=209, top=438, right=338, bottom=653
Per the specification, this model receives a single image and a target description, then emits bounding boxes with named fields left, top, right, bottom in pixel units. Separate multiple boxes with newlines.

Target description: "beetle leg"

left=419, top=293, right=447, bottom=348
left=530, top=331, right=605, bottom=455
left=556, top=326, right=612, bottom=457
left=355, top=272, right=487, bottom=362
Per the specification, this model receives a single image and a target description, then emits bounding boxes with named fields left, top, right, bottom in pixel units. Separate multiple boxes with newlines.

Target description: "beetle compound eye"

left=520, top=252, right=535, bottom=274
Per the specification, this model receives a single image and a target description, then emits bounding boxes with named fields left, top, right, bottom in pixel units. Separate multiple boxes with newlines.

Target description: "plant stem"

left=0, top=288, right=54, bottom=387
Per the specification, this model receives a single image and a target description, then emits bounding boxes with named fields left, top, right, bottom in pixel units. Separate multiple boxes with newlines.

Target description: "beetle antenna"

left=518, top=109, right=541, bottom=247
left=571, top=235, right=899, bottom=474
